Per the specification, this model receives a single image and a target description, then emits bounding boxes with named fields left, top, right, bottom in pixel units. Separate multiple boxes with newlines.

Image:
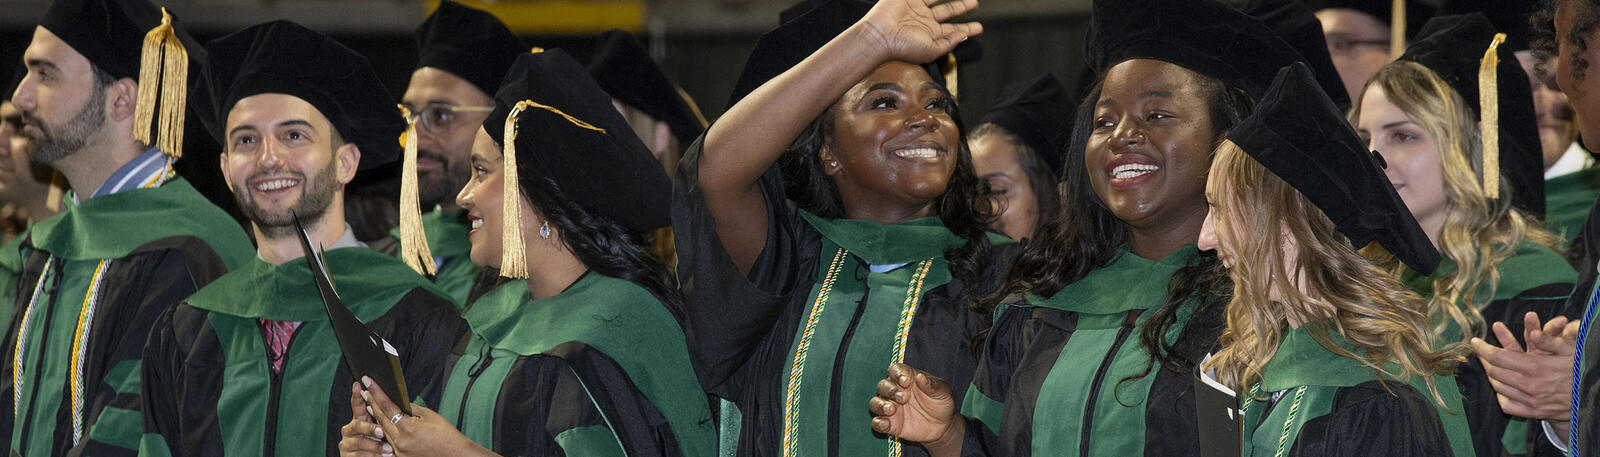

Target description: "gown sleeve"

left=670, top=136, right=815, bottom=398
left=134, top=306, right=183, bottom=457
left=495, top=353, right=627, bottom=457
left=1288, top=381, right=1456, bottom=457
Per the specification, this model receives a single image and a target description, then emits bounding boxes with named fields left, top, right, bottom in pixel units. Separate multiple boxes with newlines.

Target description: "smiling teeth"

left=256, top=179, right=296, bottom=191
left=471, top=219, right=484, bottom=229
left=894, top=148, right=939, bottom=159
left=1111, top=164, right=1159, bottom=179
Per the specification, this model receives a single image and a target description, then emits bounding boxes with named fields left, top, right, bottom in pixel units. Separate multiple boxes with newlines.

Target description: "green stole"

left=11, top=179, right=252, bottom=455
left=1024, top=244, right=1198, bottom=455
left=780, top=211, right=979, bottom=456
left=439, top=274, right=715, bottom=457
left=145, top=248, right=443, bottom=456
left=1545, top=166, right=1600, bottom=240
left=1243, top=324, right=1474, bottom=457
left=0, top=224, right=32, bottom=323
left=388, top=209, right=478, bottom=304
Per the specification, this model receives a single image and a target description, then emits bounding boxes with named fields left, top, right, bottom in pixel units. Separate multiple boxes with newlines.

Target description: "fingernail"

left=366, top=406, right=375, bottom=418
left=382, top=443, right=392, bottom=453
left=362, top=391, right=371, bottom=402
left=374, top=426, right=385, bottom=438
left=898, top=375, right=908, bottom=385
left=362, top=376, right=374, bottom=388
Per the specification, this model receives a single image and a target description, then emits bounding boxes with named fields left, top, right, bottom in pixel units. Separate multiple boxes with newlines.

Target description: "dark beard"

left=25, top=86, right=107, bottom=165
left=235, top=156, right=340, bottom=239
left=416, top=147, right=467, bottom=209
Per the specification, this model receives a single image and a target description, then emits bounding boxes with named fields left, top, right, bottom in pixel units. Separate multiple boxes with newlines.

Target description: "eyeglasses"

left=1324, top=34, right=1391, bottom=56
left=400, top=102, right=496, bottom=136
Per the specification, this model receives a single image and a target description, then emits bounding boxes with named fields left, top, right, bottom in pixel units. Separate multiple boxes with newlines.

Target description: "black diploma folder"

left=295, top=216, right=412, bottom=415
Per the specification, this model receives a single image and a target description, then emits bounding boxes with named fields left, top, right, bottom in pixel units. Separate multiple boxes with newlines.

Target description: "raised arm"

left=696, top=0, right=982, bottom=273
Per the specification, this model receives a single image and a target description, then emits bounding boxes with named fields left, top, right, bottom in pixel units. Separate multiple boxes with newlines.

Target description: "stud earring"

left=829, top=160, right=839, bottom=167
left=539, top=221, right=551, bottom=239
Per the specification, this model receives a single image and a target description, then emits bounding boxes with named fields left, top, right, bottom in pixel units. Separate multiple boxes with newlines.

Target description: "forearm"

left=699, top=23, right=889, bottom=195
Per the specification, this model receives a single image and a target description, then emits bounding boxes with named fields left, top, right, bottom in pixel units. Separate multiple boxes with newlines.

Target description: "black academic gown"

left=136, top=247, right=465, bottom=457
left=1557, top=196, right=1600, bottom=457
left=956, top=244, right=1222, bottom=457
left=0, top=179, right=255, bottom=457
left=671, top=140, right=1014, bottom=457
left=436, top=274, right=714, bottom=457
left=1402, top=242, right=1578, bottom=457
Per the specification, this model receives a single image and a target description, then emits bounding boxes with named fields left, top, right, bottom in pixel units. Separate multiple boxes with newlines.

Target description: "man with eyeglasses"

left=389, top=0, right=525, bottom=302
left=1306, top=0, right=1434, bottom=99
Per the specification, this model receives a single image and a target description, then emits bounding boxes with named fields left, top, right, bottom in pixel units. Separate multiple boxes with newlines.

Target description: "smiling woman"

left=669, top=0, right=1002, bottom=456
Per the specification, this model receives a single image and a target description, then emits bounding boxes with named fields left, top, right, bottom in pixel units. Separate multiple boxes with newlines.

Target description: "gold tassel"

left=675, top=86, right=709, bottom=128
left=943, top=53, right=960, bottom=99
left=497, top=99, right=610, bottom=279
left=1479, top=33, right=1506, bottom=199
left=132, top=7, right=187, bottom=159
left=45, top=171, right=64, bottom=212
left=396, top=105, right=437, bottom=275
left=1390, top=0, right=1406, bottom=60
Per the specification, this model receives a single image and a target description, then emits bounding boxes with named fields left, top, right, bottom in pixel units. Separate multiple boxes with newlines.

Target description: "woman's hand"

left=339, top=382, right=394, bottom=457
left=1472, top=312, right=1579, bottom=421
left=856, top=0, right=983, bottom=65
left=868, top=363, right=965, bottom=456
left=359, top=376, right=498, bottom=457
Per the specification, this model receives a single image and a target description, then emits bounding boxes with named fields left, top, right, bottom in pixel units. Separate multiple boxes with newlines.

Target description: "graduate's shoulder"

left=1490, top=241, right=1578, bottom=300
left=28, top=179, right=253, bottom=266
left=1289, top=379, right=1455, bottom=456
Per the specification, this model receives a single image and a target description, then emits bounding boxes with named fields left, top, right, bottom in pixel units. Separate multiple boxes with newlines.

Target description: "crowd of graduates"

left=0, top=0, right=1598, bottom=455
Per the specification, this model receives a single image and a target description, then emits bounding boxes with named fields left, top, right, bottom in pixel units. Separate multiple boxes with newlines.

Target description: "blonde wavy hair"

left=1201, top=141, right=1466, bottom=403
left=1350, top=61, right=1565, bottom=343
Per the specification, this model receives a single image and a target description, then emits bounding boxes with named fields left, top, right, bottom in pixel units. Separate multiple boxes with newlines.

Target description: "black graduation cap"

left=199, top=20, right=406, bottom=171
left=978, top=74, right=1074, bottom=177
left=1242, top=0, right=1351, bottom=108
left=1399, top=13, right=1545, bottom=216
left=1302, top=0, right=1436, bottom=41
left=414, top=0, right=525, bottom=98
left=1083, top=0, right=1307, bottom=99
left=1230, top=62, right=1440, bottom=274
left=1438, top=0, right=1538, bottom=52
left=40, top=0, right=204, bottom=158
left=586, top=30, right=707, bottom=145
left=728, top=0, right=946, bottom=109
left=487, top=49, right=670, bottom=237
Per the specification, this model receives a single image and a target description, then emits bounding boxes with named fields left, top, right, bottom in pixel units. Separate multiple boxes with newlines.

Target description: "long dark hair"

left=777, top=72, right=996, bottom=293
left=983, top=68, right=1250, bottom=378
left=512, top=160, right=687, bottom=323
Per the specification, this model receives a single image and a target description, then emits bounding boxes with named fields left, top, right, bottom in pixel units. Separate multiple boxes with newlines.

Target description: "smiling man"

left=135, top=20, right=464, bottom=457
left=0, top=0, right=257, bottom=455
left=388, top=0, right=523, bottom=302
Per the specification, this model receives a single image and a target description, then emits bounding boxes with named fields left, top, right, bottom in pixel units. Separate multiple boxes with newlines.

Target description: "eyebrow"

left=228, top=119, right=315, bottom=137
left=1095, top=89, right=1174, bottom=108
left=1381, top=120, right=1417, bottom=130
left=866, top=82, right=902, bottom=93
left=980, top=172, right=1009, bottom=180
left=24, top=59, right=56, bottom=72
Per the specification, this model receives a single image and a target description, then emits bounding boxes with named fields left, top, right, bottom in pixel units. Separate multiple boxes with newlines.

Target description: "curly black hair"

left=777, top=77, right=996, bottom=297
left=981, top=70, right=1248, bottom=380
left=1534, top=0, right=1600, bottom=85
left=509, top=157, right=687, bottom=324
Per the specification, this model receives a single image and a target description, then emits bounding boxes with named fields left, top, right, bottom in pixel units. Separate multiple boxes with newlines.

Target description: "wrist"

left=841, top=20, right=894, bottom=65
left=922, top=418, right=966, bottom=454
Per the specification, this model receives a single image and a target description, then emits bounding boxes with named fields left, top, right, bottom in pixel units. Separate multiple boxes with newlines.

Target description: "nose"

left=455, top=178, right=474, bottom=210
left=1197, top=209, right=1218, bottom=252
left=1111, top=119, right=1143, bottom=148
left=12, top=75, right=36, bottom=114
left=906, top=106, right=938, bottom=131
left=256, top=137, right=286, bottom=170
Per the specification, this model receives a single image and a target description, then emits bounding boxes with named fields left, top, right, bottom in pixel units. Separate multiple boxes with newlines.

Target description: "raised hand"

left=1471, top=312, right=1577, bottom=421
left=856, top=0, right=983, bottom=65
left=868, top=363, right=964, bottom=455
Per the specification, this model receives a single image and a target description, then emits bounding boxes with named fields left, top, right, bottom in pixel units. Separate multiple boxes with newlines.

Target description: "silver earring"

left=829, top=160, right=838, bottom=167
left=539, top=221, right=551, bottom=238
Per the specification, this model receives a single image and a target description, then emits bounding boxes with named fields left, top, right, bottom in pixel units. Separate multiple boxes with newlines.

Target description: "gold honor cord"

left=67, top=259, right=111, bottom=445
left=132, top=7, right=187, bottom=159
left=1479, top=33, right=1506, bottom=199
left=496, top=99, right=609, bottom=279
left=943, top=53, right=959, bottom=100
left=781, top=247, right=935, bottom=457
left=396, top=105, right=438, bottom=276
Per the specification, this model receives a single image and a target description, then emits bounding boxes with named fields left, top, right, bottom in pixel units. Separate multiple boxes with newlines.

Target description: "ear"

left=107, top=77, right=139, bottom=122
left=335, top=142, right=360, bottom=185
left=218, top=150, right=232, bottom=190
left=818, top=142, right=841, bottom=176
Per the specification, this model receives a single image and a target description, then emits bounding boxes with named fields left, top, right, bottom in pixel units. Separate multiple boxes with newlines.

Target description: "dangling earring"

left=539, top=221, right=551, bottom=238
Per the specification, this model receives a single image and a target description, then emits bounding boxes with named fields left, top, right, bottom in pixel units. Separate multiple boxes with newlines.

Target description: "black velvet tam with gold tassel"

left=1083, top=0, right=1306, bottom=100
left=196, top=20, right=404, bottom=172
left=484, top=49, right=671, bottom=277
left=1399, top=13, right=1545, bottom=217
left=414, top=0, right=525, bottom=99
